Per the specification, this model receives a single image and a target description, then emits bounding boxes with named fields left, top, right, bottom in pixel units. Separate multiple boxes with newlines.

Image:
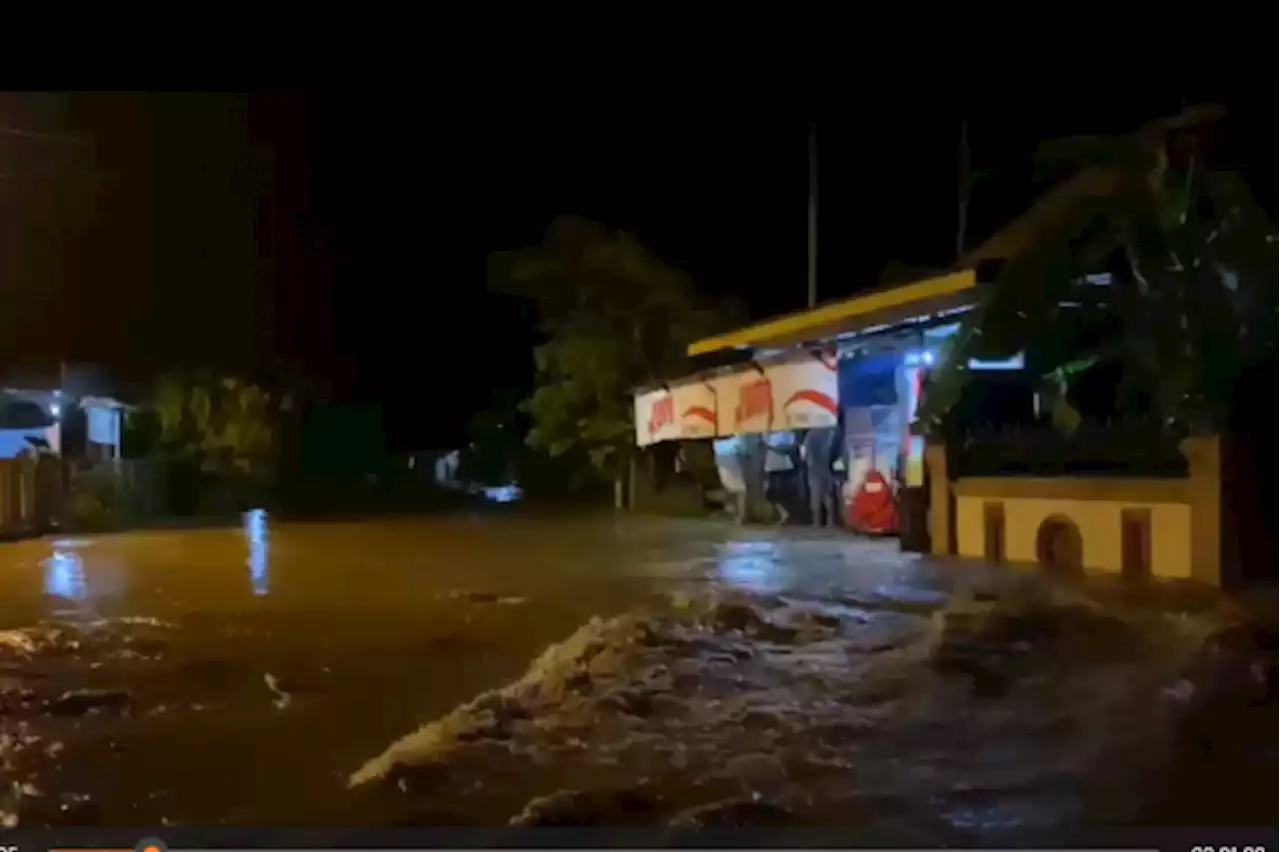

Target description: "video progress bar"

left=50, top=848, right=1166, bottom=852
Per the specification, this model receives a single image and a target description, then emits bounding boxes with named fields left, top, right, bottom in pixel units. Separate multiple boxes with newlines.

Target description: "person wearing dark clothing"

left=802, top=426, right=838, bottom=528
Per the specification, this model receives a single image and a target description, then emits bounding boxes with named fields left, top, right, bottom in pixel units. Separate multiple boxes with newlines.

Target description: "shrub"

left=65, top=467, right=127, bottom=532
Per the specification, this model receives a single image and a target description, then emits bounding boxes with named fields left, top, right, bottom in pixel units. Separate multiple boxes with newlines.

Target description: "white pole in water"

left=807, top=122, right=818, bottom=309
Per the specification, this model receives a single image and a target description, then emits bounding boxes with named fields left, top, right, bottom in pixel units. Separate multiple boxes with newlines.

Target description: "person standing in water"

left=802, top=426, right=837, bottom=528
left=764, top=431, right=797, bottom=525
left=713, top=436, right=749, bottom=523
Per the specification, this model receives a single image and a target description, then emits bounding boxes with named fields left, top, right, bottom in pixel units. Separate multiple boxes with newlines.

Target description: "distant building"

left=0, top=363, right=134, bottom=461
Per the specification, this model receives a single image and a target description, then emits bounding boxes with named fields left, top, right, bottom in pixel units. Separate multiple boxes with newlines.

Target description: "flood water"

left=0, top=513, right=1273, bottom=833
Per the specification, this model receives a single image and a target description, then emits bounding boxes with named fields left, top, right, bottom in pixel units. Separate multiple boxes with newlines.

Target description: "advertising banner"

left=633, top=388, right=679, bottom=447
left=672, top=380, right=718, bottom=439
left=728, top=369, right=774, bottom=435
left=768, top=349, right=839, bottom=431
left=710, top=372, right=741, bottom=436
left=634, top=347, right=841, bottom=445
left=715, top=349, right=839, bottom=437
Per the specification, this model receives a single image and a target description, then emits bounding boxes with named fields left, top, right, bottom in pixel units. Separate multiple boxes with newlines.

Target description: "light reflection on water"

left=43, top=548, right=87, bottom=601
left=711, top=534, right=953, bottom=602
left=41, top=539, right=126, bottom=611
left=245, top=508, right=270, bottom=596
left=715, top=540, right=785, bottom=592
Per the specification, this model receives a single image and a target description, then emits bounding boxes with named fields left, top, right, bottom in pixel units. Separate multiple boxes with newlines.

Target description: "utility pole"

left=956, top=118, right=970, bottom=260
left=807, top=122, right=818, bottom=309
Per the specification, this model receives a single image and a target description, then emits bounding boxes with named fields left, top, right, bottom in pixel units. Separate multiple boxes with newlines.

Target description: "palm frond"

left=922, top=106, right=1272, bottom=437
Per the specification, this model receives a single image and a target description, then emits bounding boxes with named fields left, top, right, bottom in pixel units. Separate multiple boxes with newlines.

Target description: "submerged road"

left=0, top=514, right=939, bottom=825
left=0, top=514, right=1272, bottom=829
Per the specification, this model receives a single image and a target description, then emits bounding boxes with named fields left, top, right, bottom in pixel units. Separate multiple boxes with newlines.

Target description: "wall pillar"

left=0, top=463, right=12, bottom=532
left=1180, top=435, right=1222, bottom=586
left=18, top=456, right=36, bottom=528
left=925, top=441, right=951, bottom=556
left=741, top=434, right=768, bottom=523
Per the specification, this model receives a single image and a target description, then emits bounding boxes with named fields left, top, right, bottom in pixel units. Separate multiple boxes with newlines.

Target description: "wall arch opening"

left=1036, top=514, right=1083, bottom=575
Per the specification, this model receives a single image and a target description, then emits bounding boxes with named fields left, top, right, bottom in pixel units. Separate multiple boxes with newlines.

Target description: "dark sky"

left=0, top=83, right=1273, bottom=448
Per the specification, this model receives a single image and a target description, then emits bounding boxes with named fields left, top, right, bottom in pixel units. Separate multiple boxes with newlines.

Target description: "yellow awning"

left=687, top=269, right=977, bottom=357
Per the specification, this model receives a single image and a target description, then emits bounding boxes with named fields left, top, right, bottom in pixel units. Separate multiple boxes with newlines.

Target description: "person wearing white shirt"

left=713, top=437, right=748, bottom=522
left=764, top=432, right=797, bottom=525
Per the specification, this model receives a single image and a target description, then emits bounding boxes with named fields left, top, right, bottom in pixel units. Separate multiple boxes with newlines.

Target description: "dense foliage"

left=920, top=108, right=1277, bottom=437
left=151, top=371, right=276, bottom=481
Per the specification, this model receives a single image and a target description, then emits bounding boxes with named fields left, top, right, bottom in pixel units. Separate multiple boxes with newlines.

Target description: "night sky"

left=0, top=84, right=1273, bottom=449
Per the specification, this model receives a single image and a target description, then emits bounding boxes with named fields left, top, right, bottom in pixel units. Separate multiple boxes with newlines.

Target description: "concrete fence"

left=925, top=436, right=1228, bottom=586
left=0, top=456, right=57, bottom=539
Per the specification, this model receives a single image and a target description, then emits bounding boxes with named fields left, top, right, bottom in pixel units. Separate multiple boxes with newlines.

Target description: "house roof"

left=79, top=395, right=136, bottom=411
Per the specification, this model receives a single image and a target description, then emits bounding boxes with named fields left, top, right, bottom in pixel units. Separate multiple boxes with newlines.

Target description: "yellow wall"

left=954, top=493, right=1193, bottom=580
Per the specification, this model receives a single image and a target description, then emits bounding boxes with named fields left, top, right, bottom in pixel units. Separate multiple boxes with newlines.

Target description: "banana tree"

left=918, top=106, right=1276, bottom=437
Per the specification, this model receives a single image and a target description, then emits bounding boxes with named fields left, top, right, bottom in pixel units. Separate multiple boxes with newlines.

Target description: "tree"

left=152, top=371, right=276, bottom=482
left=489, top=216, right=741, bottom=481
left=919, top=106, right=1277, bottom=436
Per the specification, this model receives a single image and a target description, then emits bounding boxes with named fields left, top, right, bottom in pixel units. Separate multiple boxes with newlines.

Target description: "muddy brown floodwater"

left=0, top=512, right=1273, bottom=837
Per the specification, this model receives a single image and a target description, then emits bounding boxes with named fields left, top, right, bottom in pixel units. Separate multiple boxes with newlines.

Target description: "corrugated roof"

left=686, top=270, right=977, bottom=357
